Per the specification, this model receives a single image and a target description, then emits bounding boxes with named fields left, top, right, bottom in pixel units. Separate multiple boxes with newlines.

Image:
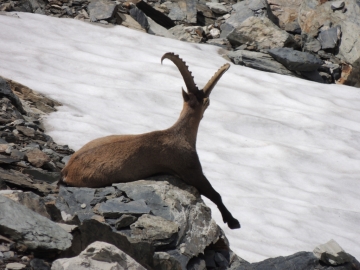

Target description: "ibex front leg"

left=181, top=171, right=240, bottom=229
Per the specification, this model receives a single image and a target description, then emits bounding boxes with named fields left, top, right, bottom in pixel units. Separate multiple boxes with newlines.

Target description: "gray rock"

left=0, top=77, right=25, bottom=114
left=313, top=239, right=351, bottom=266
left=130, top=214, right=179, bottom=248
left=22, top=168, right=60, bottom=183
left=147, top=17, right=175, bottom=38
left=129, top=6, right=149, bottom=31
left=167, top=2, right=186, bottom=21
left=87, top=0, right=116, bottom=22
left=98, top=198, right=151, bottom=218
left=227, top=16, right=296, bottom=49
left=228, top=50, right=296, bottom=76
left=29, top=258, right=51, bottom=270
left=318, top=26, right=341, bottom=50
left=267, top=48, right=323, bottom=71
left=331, top=1, right=345, bottom=10
left=206, top=38, right=232, bottom=50
left=303, top=36, right=322, bottom=53
left=153, top=250, right=190, bottom=270
left=51, top=241, right=146, bottom=270
left=115, top=214, right=137, bottom=229
left=114, top=176, right=223, bottom=258
left=1, top=191, right=50, bottom=218
left=300, top=70, right=325, bottom=84
left=0, top=196, right=72, bottom=254
left=205, top=2, right=228, bottom=15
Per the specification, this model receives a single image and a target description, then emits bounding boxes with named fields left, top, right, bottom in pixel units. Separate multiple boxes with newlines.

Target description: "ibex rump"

left=61, top=53, right=240, bottom=229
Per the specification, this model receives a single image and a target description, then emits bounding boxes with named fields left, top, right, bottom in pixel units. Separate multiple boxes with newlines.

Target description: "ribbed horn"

left=202, top=63, right=230, bottom=97
left=161, top=52, right=199, bottom=94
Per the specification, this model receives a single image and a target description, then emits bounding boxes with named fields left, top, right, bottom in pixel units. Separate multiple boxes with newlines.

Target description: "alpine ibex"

left=61, top=53, right=240, bottom=229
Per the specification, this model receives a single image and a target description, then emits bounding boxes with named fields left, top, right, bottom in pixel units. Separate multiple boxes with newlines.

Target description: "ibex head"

left=161, top=53, right=230, bottom=119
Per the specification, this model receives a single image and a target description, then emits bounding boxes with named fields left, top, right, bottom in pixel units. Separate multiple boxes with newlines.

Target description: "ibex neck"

left=169, top=109, right=201, bottom=147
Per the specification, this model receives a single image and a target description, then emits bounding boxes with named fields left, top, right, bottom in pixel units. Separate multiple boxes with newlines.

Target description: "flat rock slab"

left=267, top=47, right=323, bottom=71
left=98, top=198, right=151, bottom=218
left=228, top=50, right=296, bottom=76
left=318, top=27, right=341, bottom=50
left=87, top=0, right=116, bottom=22
left=0, top=195, right=72, bottom=254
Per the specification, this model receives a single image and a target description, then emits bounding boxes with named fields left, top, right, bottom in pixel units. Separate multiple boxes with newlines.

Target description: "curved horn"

left=202, top=63, right=230, bottom=97
left=161, top=52, right=199, bottom=94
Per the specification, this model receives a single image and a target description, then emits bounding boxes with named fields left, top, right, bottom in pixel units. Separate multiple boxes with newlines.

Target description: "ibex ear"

left=182, top=88, right=189, bottom=102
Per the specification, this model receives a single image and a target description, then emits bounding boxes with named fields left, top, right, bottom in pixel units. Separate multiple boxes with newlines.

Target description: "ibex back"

left=61, top=53, right=240, bottom=229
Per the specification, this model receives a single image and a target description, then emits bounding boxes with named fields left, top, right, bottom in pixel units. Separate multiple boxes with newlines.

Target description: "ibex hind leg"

left=183, top=173, right=240, bottom=229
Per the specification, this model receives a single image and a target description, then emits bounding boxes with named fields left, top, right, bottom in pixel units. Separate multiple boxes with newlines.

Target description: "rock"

left=135, top=1, right=175, bottom=29
left=303, top=35, right=322, bottom=53
left=115, top=12, right=146, bottom=32
left=331, top=1, right=345, bottom=10
left=147, top=17, right=175, bottom=38
left=267, top=47, right=323, bottom=71
left=25, top=148, right=50, bottom=167
left=313, top=239, right=351, bottom=266
left=129, top=6, right=149, bottom=31
left=87, top=0, right=116, bottom=22
left=167, top=2, right=186, bottom=21
left=318, top=26, right=341, bottom=50
left=209, top=28, right=220, bottom=38
left=228, top=50, right=297, bottom=76
left=5, top=262, right=26, bottom=270
left=268, top=0, right=302, bottom=32
left=115, top=214, right=138, bottom=229
left=196, top=3, right=215, bottom=26
left=29, top=258, right=51, bottom=270
left=227, top=16, right=297, bottom=49
left=205, top=2, right=228, bottom=15
left=206, top=38, right=232, bottom=50
left=51, top=241, right=146, bottom=270
left=16, top=126, right=35, bottom=137
left=168, top=25, right=203, bottom=43
left=0, top=196, right=72, bottom=255
left=299, top=0, right=360, bottom=64
left=130, top=214, right=179, bottom=249
left=0, top=77, right=26, bottom=114
left=1, top=191, right=50, bottom=218
left=97, top=198, right=151, bottom=218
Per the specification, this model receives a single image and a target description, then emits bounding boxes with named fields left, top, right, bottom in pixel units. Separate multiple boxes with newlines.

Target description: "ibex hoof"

left=227, top=218, right=241, bottom=229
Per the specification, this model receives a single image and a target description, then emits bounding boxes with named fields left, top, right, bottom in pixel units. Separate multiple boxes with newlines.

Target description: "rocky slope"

left=0, top=77, right=359, bottom=269
left=1, top=0, right=359, bottom=87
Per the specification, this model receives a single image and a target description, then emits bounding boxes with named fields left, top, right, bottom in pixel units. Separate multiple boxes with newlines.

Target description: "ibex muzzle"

left=61, top=53, right=240, bottom=229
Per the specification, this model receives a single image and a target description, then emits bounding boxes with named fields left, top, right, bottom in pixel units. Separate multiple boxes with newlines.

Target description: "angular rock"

left=318, top=26, right=341, bottom=50
left=130, top=214, right=179, bottom=249
left=267, top=47, right=323, bottom=71
left=0, top=78, right=26, bottom=115
left=115, top=214, right=138, bottom=229
left=205, top=2, right=228, bottom=15
left=168, top=25, right=203, bottom=43
left=0, top=196, right=72, bottom=255
left=51, top=241, right=146, bottom=270
left=25, top=148, right=50, bottom=167
left=129, top=6, right=149, bottom=31
left=228, top=50, right=297, bottom=76
left=87, top=0, right=116, bottom=22
left=135, top=1, right=175, bottom=29
left=313, top=239, right=351, bottom=266
left=331, top=1, right=345, bottom=10
left=227, top=16, right=296, bottom=49
left=2, top=191, right=50, bottom=218
left=5, top=262, right=26, bottom=269
left=267, top=0, right=302, bottom=32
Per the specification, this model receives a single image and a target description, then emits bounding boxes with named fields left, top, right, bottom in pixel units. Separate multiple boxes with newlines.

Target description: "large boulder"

left=54, top=175, right=233, bottom=269
left=0, top=195, right=72, bottom=256
left=267, top=47, right=323, bottom=71
left=226, top=16, right=297, bottom=49
left=228, top=50, right=297, bottom=76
